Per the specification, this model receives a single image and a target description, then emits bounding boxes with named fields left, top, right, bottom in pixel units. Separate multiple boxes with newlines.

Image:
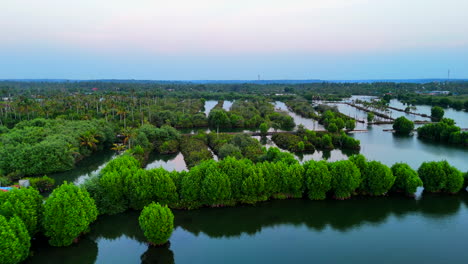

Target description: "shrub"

left=218, top=144, right=243, bottom=160
left=139, top=202, right=174, bottom=246
left=418, top=161, right=463, bottom=193
left=0, top=215, right=30, bottom=264
left=158, top=140, right=179, bottom=154
left=0, top=187, right=43, bottom=235
left=201, top=170, right=232, bottom=206
left=259, top=122, right=269, bottom=136
left=393, top=116, right=414, bottom=135
left=329, top=160, right=361, bottom=199
left=359, top=161, right=395, bottom=196
left=304, top=160, right=332, bottom=200
left=431, top=106, right=444, bottom=119
left=27, top=176, right=55, bottom=192
left=345, top=120, right=356, bottom=131
left=390, top=163, right=422, bottom=195
left=43, top=182, right=98, bottom=246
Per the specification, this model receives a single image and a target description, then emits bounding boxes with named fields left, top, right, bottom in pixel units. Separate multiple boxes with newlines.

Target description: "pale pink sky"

left=1, top=0, right=468, bottom=79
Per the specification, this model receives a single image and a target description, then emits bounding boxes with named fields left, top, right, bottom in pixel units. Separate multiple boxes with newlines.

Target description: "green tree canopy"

left=139, top=202, right=174, bottom=246
left=43, top=182, right=98, bottom=246
left=393, top=116, right=414, bottom=134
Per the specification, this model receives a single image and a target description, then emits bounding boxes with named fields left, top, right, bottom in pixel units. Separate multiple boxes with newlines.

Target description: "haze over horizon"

left=1, top=0, right=468, bottom=80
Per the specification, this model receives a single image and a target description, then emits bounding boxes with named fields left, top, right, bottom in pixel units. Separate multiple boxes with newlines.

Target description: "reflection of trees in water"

left=140, top=242, right=175, bottom=264
left=88, top=210, right=146, bottom=243
left=26, top=236, right=98, bottom=264
left=174, top=193, right=468, bottom=238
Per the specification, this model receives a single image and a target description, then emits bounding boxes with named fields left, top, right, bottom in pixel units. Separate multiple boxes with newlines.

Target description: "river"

left=26, top=193, right=468, bottom=264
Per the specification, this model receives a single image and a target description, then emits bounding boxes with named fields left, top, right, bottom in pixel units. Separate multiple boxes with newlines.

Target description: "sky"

left=1, top=0, right=468, bottom=80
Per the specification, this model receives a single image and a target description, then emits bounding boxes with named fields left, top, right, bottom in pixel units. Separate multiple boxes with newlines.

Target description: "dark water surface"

left=26, top=194, right=468, bottom=264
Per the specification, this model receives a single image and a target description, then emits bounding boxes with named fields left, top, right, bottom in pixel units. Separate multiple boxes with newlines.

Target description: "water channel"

left=27, top=193, right=468, bottom=264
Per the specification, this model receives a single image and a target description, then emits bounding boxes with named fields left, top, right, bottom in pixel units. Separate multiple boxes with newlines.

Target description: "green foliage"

left=180, top=161, right=212, bottom=208
left=345, top=120, right=356, bottom=130
left=329, top=160, right=361, bottom=199
left=218, top=144, right=243, bottom=160
left=201, top=170, right=232, bottom=206
left=303, top=160, right=332, bottom=200
left=158, top=140, right=179, bottom=154
left=321, top=134, right=334, bottom=149
left=43, top=183, right=98, bottom=246
left=208, top=109, right=231, bottom=129
left=393, top=116, right=414, bottom=135
left=418, top=161, right=463, bottom=193
left=260, top=147, right=297, bottom=165
left=139, top=202, right=174, bottom=246
left=0, top=187, right=43, bottom=236
left=97, top=155, right=140, bottom=214
left=259, top=122, right=269, bottom=136
left=417, top=118, right=467, bottom=146
left=241, top=168, right=266, bottom=204
left=391, top=163, right=422, bottom=195
left=359, top=160, right=395, bottom=196
left=8, top=216, right=30, bottom=262
left=180, top=135, right=213, bottom=169
left=431, top=106, right=445, bottom=119
left=0, top=215, right=30, bottom=264
left=271, top=133, right=313, bottom=152
left=367, top=112, right=375, bottom=122
left=0, top=119, right=115, bottom=176
left=26, top=176, right=55, bottom=193
left=327, top=123, right=338, bottom=133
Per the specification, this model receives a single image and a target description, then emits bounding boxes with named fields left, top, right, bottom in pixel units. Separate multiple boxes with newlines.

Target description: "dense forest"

left=1, top=80, right=468, bottom=263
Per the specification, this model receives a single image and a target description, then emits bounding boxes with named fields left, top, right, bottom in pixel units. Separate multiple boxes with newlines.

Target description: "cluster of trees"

left=0, top=118, right=115, bottom=177
left=179, top=134, right=213, bottom=168
left=417, top=118, right=468, bottom=146
left=431, top=106, right=445, bottom=119
left=393, top=116, right=415, bottom=135
left=208, top=133, right=264, bottom=161
left=139, top=203, right=174, bottom=246
left=397, top=93, right=468, bottom=111
left=0, top=88, right=207, bottom=128
left=0, top=183, right=99, bottom=263
left=284, top=99, right=320, bottom=119
left=84, top=151, right=466, bottom=216
left=208, top=100, right=295, bottom=131
left=272, top=128, right=360, bottom=152
left=319, top=109, right=356, bottom=132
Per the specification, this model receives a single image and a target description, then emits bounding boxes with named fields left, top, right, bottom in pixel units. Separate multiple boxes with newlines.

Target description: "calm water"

left=274, top=101, right=324, bottom=130
left=204, top=100, right=233, bottom=115
left=49, top=150, right=117, bottom=186
left=388, top=99, right=468, bottom=127
left=145, top=152, right=188, bottom=172
left=26, top=194, right=468, bottom=264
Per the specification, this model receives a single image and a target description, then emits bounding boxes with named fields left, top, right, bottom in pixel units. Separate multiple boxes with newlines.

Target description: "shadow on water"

left=48, top=150, right=117, bottom=186
left=174, top=192, right=468, bottom=238
left=26, top=192, right=468, bottom=263
left=141, top=243, right=175, bottom=264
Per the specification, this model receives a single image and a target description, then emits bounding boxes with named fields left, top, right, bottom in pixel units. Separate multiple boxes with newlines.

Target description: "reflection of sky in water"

left=145, top=152, right=188, bottom=172
left=27, top=195, right=468, bottom=264
left=204, top=100, right=234, bottom=116
left=388, top=99, right=468, bottom=128
left=273, top=101, right=324, bottom=130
